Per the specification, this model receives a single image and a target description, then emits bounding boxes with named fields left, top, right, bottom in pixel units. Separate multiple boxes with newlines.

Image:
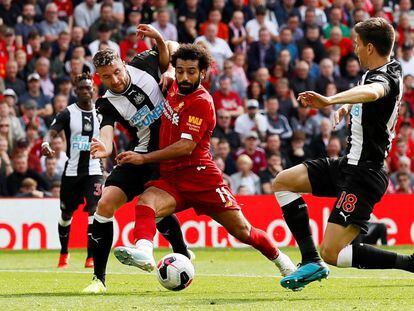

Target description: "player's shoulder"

left=95, top=97, right=113, bottom=111
left=368, top=59, right=402, bottom=82
left=187, top=86, right=214, bottom=107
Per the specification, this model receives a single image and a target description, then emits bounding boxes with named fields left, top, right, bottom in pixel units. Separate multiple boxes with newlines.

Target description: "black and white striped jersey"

left=50, top=104, right=103, bottom=177
left=346, top=59, right=403, bottom=167
left=96, top=47, right=165, bottom=153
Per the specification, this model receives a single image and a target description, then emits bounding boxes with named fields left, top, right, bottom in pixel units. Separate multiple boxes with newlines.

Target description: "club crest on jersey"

left=174, top=102, right=185, bottom=112
left=84, top=122, right=92, bottom=132
left=133, top=93, right=145, bottom=105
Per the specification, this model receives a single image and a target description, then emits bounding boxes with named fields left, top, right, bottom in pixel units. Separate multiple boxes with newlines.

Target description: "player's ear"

left=200, top=69, right=206, bottom=80
left=367, top=43, right=374, bottom=55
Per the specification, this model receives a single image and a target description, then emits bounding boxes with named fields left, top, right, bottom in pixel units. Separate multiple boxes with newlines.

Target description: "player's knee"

left=320, top=245, right=339, bottom=266
left=272, top=170, right=290, bottom=192
left=96, top=197, right=116, bottom=218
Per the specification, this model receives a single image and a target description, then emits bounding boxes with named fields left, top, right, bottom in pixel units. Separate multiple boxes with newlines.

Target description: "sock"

left=92, top=213, right=114, bottom=285
left=275, top=191, right=321, bottom=263
left=156, top=215, right=190, bottom=258
left=87, top=216, right=94, bottom=259
left=349, top=243, right=414, bottom=272
left=133, top=205, right=156, bottom=243
left=246, top=227, right=279, bottom=260
left=58, top=216, right=72, bottom=255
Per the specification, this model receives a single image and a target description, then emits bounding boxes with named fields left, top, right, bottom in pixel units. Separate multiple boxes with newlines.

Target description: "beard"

left=177, top=75, right=201, bottom=95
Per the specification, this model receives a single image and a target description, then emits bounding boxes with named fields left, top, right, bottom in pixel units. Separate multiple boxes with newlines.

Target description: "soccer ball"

left=156, top=253, right=195, bottom=291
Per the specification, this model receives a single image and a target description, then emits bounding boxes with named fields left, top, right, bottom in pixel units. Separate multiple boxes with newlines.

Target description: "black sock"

left=352, top=243, right=414, bottom=272
left=58, top=223, right=71, bottom=255
left=87, top=223, right=93, bottom=259
left=281, top=197, right=321, bottom=263
left=156, top=215, right=190, bottom=258
left=92, top=219, right=113, bottom=285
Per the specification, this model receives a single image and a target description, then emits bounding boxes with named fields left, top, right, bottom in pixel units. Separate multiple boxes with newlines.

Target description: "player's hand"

left=91, top=137, right=107, bottom=159
left=332, top=105, right=349, bottom=130
left=136, top=24, right=163, bottom=41
left=159, top=67, right=175, bottom=92
left=115, top=151, right=146, bottom=165
left=297, top=91, right=331, bottom=109
left=41, top=143, right=55, bottom=158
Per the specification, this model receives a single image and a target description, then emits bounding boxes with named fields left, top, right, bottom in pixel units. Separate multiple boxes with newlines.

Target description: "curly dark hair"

left=93, top=48, right=120, bottom=68
left=74, top=72, right=93, bottom=86
left=171, top=44, right=212, bottom=71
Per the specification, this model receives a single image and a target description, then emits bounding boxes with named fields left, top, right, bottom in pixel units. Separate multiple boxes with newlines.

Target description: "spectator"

left=212, top=76, right=244, bottom=122
left=324, top=27, right=354, bottom=61
left=102, top=0, right=124, bottom=24
left=25, top=122, right=42, bottom=173
left=151, top=8, right=178, bottom=41
left=0, top=136, right=12, bottom=177
left=5, top=60, right=26, bottom=96
left=24, top=31, right=42, bottom=63
left=290, top=104, right=319, bottom=144
left=222, top=0, right=254, bottom=24
left=0, top=0, right=21, bottom=28
left=178, top=12, right=198, bottom=44
left=287, top=130, right=312, bottom=166
left=74, top=0, right=100, bottom=34
left=228, top=10, right=247, bottom=53
left=54, top=0, right=74, bottom=25
left=19, top=99, right=47, bottom=138
left=326, top=136, right=342, bottom=159
left=41, top=157, right=60, bottom=190
left=153, top=0, right=176, bottom=25
left=285, top=14, right=304, bottom=42
left=119, top=26, right=149, bottom=61
left=199, top=9, right=229, bottom=42
left=88, top=3, right=121, bottom=43
left=212, top=59, right=247, bottom=100
left=231, top=154, right=261, bottom=195
left=247, top=27, right=277, bottom=77
left=55, top=76, right=76, bottom=106
left=177, top=0, right=207, bottom=31
left=297, top=24, right=327, bottom=63
left=323, top=7, right=351, bottom=39
left=235, top=131, right=267, bottom=174
left=290, top=60, right=316, bottom=97
left=399, top=43, right=414, bottom=77
left=14, top=3, right=40, bottom=48
left=15, top=49, right=29, bottom=82
left=38, top=3, right=69, bottom=43
left=275, top=27, right=299, bottom=61
left=41, top=136, right=67, bottom=177
left=255, top=67, right=276, bottom=99
left=35, top=57, right=55, bottom=98
left=277, top=49, right=295, bottom=78
left=260, top=153, right=284, bottom=194
left=195, top=23, right=233, bottom=70
left=0, top=117, right=18, bottom=154
left=274, top=0, right=301, bottom=28
left=353, top=8, right=370, bottom=25
left=6, top=153, right=48, bottom=196
left=300, top=46, right=319, bottom=79
left=300, top=0, right=327, bottom=28
left=234, top=99, right=268, bottom=141
left=70, top=26, right=90, bottom=54
left=88, top=23, right=120, bottom=57
left=216, top=139, right=237, bottom=175
left=337, top=57, right=362, bottom=91
left=390, top=156, right=414, bottom=186
left=50, top=180, right=61, bottom=198
left=15, top=177, right=45, bottom=198
left=247, top=80, right=266, bottom=110
left=309, top=118, right=333, bottom=158
left=213, top=109, right=241, bottom=150
left=3, top=89, right=19, bottom=116
left=0, top=101, right=25, bottom=144
left=213, top=155, right=232, bottom=186
left=246, top=5, right=279, bottom=43
left=20, top=73, right=53, bottom=119
left=395, top=171, right=414, bottom=194
left=315, top=58, right=339, bottom=94
left=265, top=96, right=293, bottom=142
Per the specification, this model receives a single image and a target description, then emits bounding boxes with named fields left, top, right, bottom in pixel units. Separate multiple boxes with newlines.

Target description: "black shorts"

left=304, top=157, right=388, bottom=233
left=104, top=163, right=158, bottom=202
left=60, top=175, right=104, bottom=215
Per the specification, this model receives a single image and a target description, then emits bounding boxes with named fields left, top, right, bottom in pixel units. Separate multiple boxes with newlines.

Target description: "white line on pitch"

left=0, top=269, right=412, bottom=280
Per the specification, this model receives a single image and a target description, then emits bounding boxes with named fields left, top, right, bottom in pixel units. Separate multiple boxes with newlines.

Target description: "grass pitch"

left=0, top=247, right=413, bottom=310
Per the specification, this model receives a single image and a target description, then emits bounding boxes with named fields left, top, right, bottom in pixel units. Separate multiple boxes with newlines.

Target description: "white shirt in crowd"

left=194, top=36, right=233, bottom=70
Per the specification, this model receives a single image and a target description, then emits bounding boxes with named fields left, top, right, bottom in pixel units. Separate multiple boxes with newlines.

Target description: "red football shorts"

left=145, top=165, right=240, bottom=215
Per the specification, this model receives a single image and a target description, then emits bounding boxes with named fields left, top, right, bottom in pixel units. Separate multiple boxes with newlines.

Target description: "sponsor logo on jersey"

left=188, top=116, right=203, bottom=126
left=164, top=100, right=180, bottom=126
left=351, top=104, right=361, bottom=117
left=71, top=135, right=90, bottom=151
left=129, top=101, right=165, bottom=129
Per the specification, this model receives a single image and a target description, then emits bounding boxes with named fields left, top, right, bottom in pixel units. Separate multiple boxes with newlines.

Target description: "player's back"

left=52, top=104, right=102, bottom=177
left=346, top=59, right=403, bottom=167
left=160, top=82, right=216, bottom=173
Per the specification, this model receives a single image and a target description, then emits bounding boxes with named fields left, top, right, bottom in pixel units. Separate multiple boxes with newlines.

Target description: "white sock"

left=94, top=213, right=114, bottom=223
left=274, top=191, right=301, bottom=207
left=337, top=245, right=353, bottom=268
left=58, top=216, right=72, bottom=227
left=135, top=239, right=153, bottom=253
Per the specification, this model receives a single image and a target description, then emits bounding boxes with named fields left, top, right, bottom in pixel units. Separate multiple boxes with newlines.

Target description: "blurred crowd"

left=0, top=0, right=413, bottom=198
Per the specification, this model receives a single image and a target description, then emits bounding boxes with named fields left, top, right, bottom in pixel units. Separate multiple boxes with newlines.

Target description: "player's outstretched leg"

left=58, top=213, right=72, bottom=268
left=273, top=165, right=329, bottom=290
left=156, top=215, right=192, bottom=259
left=209, top=210, right=297, bottom=277
left=85, top=215, right=94, bottom=268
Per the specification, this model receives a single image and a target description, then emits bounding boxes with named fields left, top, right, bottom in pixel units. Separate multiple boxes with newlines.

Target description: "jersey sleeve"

left=364, top=72, right=395, bottom=98
left=128, top=45, right=160, bottom=81
left=96, top=98, right=116, bottom=129
left=50, top=109, right=70, bottom=133
left=179, top=97, right=214, bottom=144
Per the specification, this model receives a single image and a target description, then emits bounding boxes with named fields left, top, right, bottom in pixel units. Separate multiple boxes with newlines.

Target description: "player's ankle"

left=135, top=239, right=153, bottom=253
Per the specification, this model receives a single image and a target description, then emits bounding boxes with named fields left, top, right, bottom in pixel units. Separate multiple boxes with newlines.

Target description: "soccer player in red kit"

left=113, top=44, right=296, bottom=278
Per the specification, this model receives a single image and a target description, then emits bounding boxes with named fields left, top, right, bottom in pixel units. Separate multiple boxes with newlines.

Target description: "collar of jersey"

left=74, top=103, right=94, bottom=112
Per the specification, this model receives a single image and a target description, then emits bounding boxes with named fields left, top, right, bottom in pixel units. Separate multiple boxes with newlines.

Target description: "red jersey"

left=160, top=81, right=216, bottom=173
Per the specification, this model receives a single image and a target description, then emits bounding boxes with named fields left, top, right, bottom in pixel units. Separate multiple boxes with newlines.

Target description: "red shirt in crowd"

left=235, top=147, right=267, bottom=174
left=119, top=39, right=149, bottom=61
left=199, top=22, right=229, bottom=42
left=324, top=37, right=354, bottom=60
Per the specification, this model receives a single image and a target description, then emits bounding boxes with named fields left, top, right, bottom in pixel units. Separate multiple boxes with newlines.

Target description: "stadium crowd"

left=0, top=0, right=413, bottom=198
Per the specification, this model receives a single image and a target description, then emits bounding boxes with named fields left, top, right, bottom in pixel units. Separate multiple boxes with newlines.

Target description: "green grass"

left=0, top=247, right=413, bottom=310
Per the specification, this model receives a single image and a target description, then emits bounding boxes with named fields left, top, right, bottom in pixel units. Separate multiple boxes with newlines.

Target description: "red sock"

left=247, top=227, right=279, bottom=260
left=133, top=205, right=156, bottom=243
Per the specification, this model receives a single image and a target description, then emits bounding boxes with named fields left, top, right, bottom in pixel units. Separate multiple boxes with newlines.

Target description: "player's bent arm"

left=143, top=139, right=197, bottom=163
left=97, top=125, right=115, bottom=157
left=329, top=83, right=386, bottom=105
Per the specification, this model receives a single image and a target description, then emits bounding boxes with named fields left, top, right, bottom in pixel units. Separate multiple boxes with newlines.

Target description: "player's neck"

left=76, top=101, right=93, bottom=111
left=367, top=56, right=391, bottom=71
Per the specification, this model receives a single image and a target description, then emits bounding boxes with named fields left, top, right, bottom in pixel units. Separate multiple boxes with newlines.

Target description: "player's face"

left=354, top=34, right=370, bottom=69
left=97, top=60, right=129, bottom=94
left=175, top=59, right=205, bottom=95
left=75, top=79, right=94, bottom=102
